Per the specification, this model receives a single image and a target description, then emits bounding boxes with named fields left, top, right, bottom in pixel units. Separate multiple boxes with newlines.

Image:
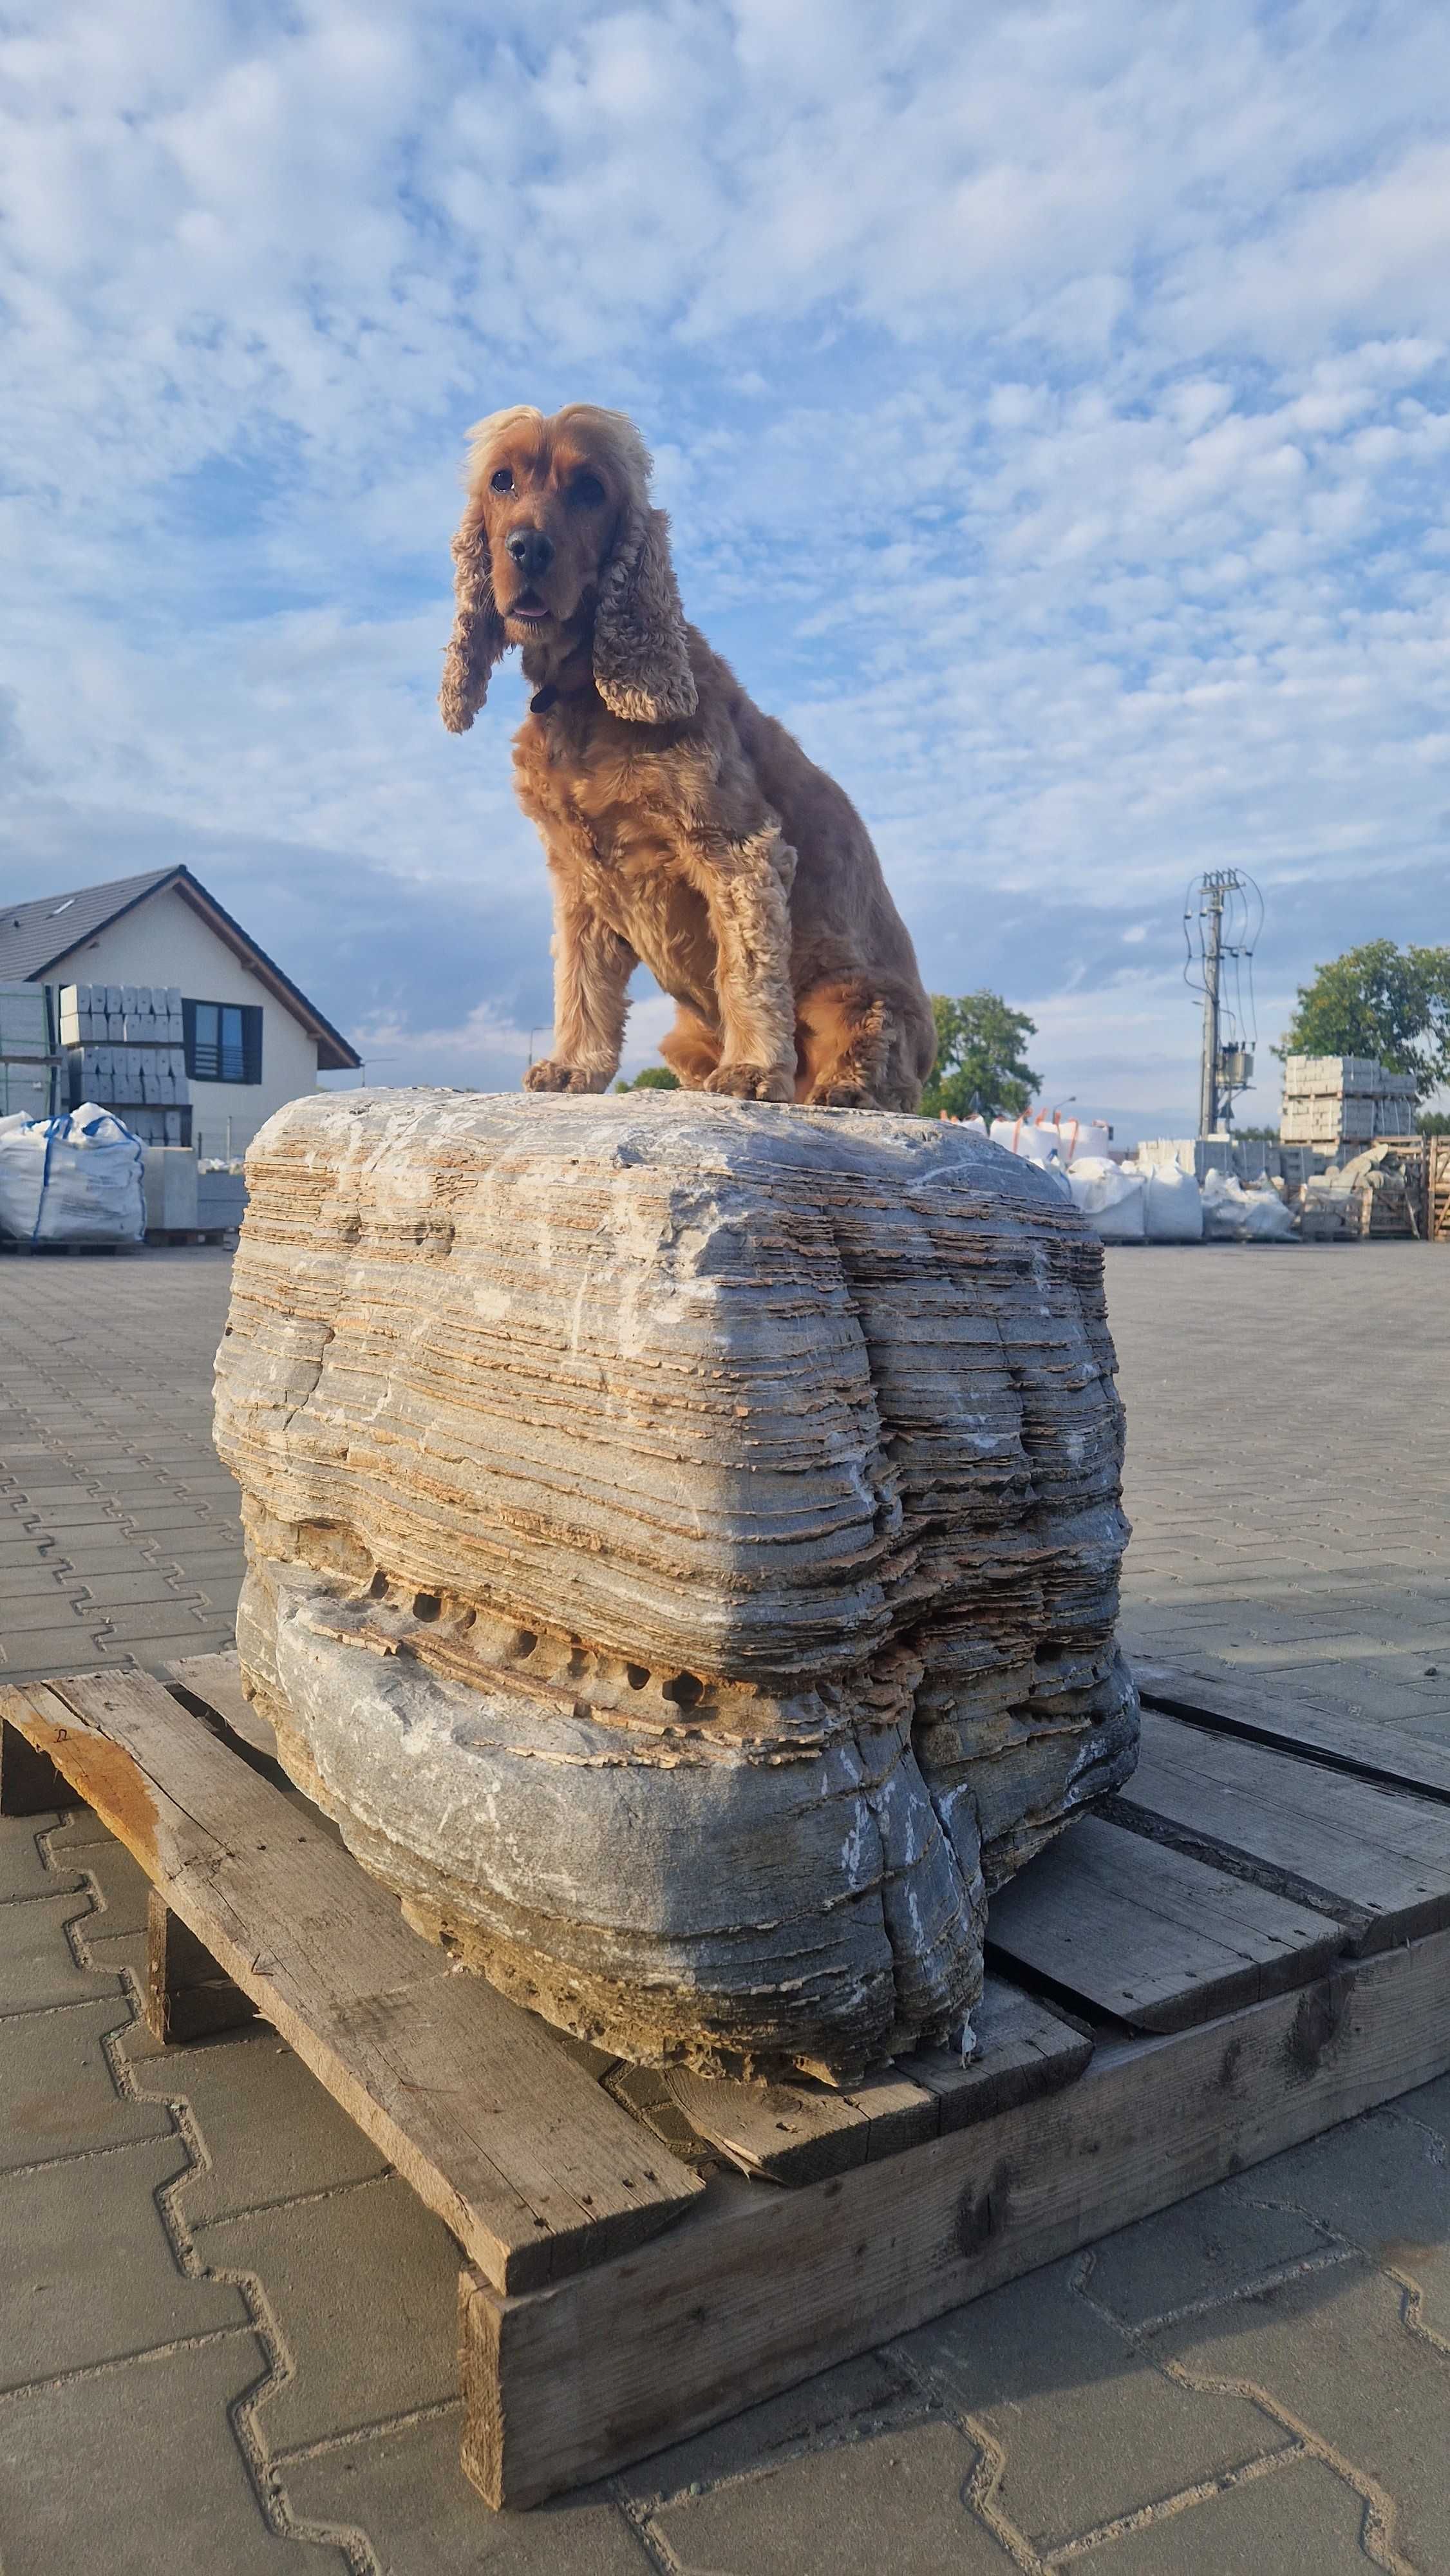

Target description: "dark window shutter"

left=242, top=1006, right=263, bottom=1084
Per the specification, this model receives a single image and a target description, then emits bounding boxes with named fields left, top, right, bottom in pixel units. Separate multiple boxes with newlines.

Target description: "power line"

left=1182, top=870, right=1263, bottom=1132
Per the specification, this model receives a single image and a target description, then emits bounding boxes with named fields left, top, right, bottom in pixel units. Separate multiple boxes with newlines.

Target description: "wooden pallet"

left=3, top=1652, right=1448, bottom=2511
left=144, top=1228, right=236, bottom=1247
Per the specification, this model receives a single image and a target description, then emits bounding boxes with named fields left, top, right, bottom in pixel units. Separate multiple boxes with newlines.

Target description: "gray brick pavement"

left=0, top=1238, right=1445, bottom=2571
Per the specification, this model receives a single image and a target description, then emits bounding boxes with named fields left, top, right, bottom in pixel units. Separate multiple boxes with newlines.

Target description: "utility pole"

left=1185, top=867, right=1260, bottom=1137
left=1198, top=873, right=1227, bottom=1136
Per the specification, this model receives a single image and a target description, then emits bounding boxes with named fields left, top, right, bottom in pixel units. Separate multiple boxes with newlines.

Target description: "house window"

left=184, top=999, right=263, bottom=1084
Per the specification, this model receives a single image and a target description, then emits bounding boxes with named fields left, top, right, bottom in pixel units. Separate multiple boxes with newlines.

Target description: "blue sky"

left=3, top=1, right=1449, bottom=1135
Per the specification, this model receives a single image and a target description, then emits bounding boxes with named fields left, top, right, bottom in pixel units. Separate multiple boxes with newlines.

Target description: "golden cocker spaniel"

left=440, top=405, right=935, bottom=1110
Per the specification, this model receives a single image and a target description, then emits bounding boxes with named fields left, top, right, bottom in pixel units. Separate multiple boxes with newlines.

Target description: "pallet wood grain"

left=664, top=1982, right=1091, bottom=2183
left=1107, top=1710, right=1450, bottom=1955
left=0, top=1674, right=702, bottom=2291
left=1133, top=1661, right=1450, bottom=1804
left=460, top=1924, right=1450, bottom=2507
left=984, top=1813, right=1346, bottom=2031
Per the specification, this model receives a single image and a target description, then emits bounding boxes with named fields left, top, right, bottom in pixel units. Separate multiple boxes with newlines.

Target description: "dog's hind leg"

left=796, top=974, right=933, bottom=1112
left=658, top=1006, right=722, bottom=1089
left=795, top=977, right=892, bottom=1108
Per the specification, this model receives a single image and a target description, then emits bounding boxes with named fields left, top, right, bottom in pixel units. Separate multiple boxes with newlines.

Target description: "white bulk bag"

left=990, top=1112, right=1111, bottom=1166
left=0, top=1104, right=145, bottom=1246
left=1239, top=1182, right=1295, bottom=1242
left=1143, top=1163, right=1203, bottom=1243
left=1200, top=1171, right=1294, bottom=1244
left=1067, top=1156, right=1146, bottom=1242
left=1048, top=1115, right=1111, bottom=1165
left=991, top=1114, right=1061, bottom=1163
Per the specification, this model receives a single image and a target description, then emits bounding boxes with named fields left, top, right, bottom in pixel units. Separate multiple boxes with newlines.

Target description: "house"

left=0, top=865, right=361, bottom=1156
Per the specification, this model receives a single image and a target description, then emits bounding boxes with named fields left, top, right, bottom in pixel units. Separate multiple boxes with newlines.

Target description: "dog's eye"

left=490, top=467, right=514, bottom=494
left=569, top=472, right=606, bottom=508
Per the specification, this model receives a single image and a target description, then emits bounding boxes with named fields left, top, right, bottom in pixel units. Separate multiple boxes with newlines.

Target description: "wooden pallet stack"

left=4, top=1650, right=1448, bottom=2512
left=1431, top=1137, right=1450, bottom=1243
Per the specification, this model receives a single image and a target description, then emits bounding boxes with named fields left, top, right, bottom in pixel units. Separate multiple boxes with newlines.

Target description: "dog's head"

left=438, top=404, right=698, bottom=733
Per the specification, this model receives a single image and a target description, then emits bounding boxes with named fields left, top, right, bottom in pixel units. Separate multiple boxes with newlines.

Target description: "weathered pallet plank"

left=664, top=1982, right=1091, bottom=2183
left=984, top=1812, right=1346, bottom=2031
left=914, top=1982, right=1093, bottom=2128
left=0, top=1674, right=702, bottom=2291
left=1133, top=1660, right=1450, bottom=1804
left=1108, top=1710, right=1450, bottom=1954
left=460, top=1924, right=1450, bottom=2508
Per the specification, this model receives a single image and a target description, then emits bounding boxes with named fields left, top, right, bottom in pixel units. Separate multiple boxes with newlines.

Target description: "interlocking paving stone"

left=125, top=2025, right=391, bottom=2226
left=1156, top=2261, right=1450, bottom=2575
left=1072, top=2188, right=1339, bottom=2332
left=66, top=1834, right=157, bottom=1940
left=650, top=2416, right=1010, bottom=2573
left=616, top=2352, right=915, bottom=2508
left=0, top=2133, right=249, bottom=2384
left=1, top=1638, right=121, bottom=1683
left=894, top=2258, right=1279, bottom=2555
left=0, top=1812, right=79, bottom=1902
left=193, top=2177, right=462, bottom=2454
left=0, top=1889, right=123, bottom=2013
left=0, top=2334, right=348, bottom=2576
left=283, top=2410, right=654, bottom=2575
left=1216, top=2103, right=1450, bottom=2277
left=0, top=1994, right=169, bottom=2172
left=1097, top=2456, right=1371, bottom=2573
left=3, top=1591, right=125, bottom=1633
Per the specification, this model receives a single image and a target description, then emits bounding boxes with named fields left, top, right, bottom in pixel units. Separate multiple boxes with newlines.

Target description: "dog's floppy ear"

left=439, top=493, right=507, bottom=734
left=593, top=504, right=698, bottom=724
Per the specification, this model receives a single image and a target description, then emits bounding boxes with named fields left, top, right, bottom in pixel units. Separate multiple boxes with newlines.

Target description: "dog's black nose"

left=505, top=527, right=554, bottom=580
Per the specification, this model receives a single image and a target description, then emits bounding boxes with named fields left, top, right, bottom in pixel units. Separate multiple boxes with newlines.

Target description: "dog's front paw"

left=523, top=1060, right=608, bottom=1095
left=703, top=1063, right=795, bottom=1103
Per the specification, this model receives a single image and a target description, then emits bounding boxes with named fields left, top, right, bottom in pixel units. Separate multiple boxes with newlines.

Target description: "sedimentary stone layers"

left=215, top=1091, right=1138, bottom=2080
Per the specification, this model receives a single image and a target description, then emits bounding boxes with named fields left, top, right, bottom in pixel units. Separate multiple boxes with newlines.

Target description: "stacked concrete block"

left=1281, top=1056, right=1418, bottom=1148
left=215, top=1091, right=1139, bottom=2084
left=59, top=983, right=185, bottom=1046
left=59, top=981, right=191, bottom=1146
left=142, top=1144, right=200, bottom=1232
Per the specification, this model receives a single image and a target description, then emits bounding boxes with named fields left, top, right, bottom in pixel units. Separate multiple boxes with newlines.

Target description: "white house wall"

left=53, top=884, right=325, bottom=1156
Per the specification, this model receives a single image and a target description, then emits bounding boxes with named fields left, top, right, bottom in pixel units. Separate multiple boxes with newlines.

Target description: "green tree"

left=613, top=1066, right=681, bottom=1092
left=1276, top=940, right=1450, bottom=1102
left=919, top=992, right=1040, bottom=1122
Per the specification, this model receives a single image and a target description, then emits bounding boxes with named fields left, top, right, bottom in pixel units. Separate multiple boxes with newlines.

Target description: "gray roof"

left=0, top=868, right=176, bottom=983
left=0, top=865, right=361, bottom=1070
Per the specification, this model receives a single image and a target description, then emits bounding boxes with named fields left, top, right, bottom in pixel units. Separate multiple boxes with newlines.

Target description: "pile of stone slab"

left=1300, top=1139, right=1427, bottom=1240
left=214, top=1093, right=1139, bottom=2084
left=1280, top=1055, right=1418, bottom=1149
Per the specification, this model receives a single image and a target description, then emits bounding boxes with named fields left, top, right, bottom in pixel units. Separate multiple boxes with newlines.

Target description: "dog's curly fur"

left=440, top=404, right=936, bottom=1109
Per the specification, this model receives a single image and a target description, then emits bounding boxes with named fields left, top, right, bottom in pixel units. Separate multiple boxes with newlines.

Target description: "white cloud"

left=2, top=1, right=1449, bottom=1124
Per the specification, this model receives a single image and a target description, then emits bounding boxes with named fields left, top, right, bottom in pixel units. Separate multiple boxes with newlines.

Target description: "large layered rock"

left=214, top=1092, right=1137, bottom=2081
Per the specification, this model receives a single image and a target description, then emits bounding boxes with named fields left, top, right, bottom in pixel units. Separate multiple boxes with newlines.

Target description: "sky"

left=3, top=1, right=1449, bottom=1137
